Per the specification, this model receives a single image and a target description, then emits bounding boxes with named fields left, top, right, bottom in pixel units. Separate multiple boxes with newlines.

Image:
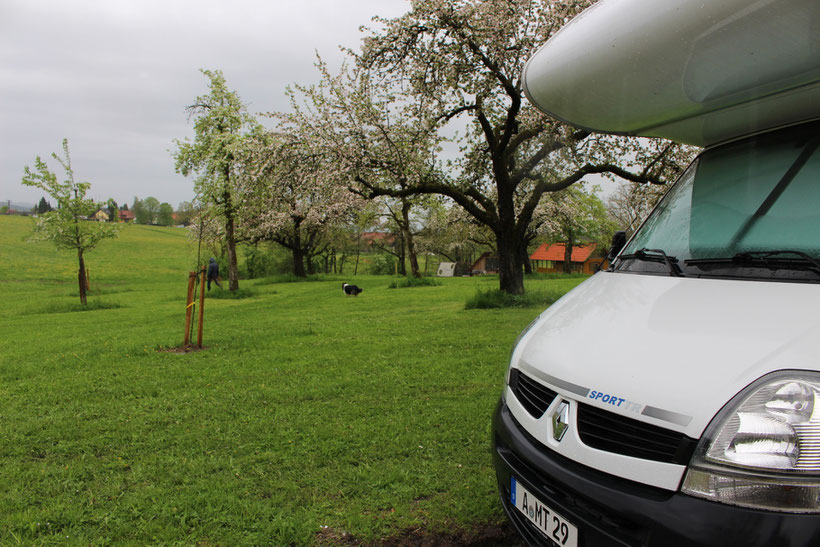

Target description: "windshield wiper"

left=686, top=250, right=820, bottom=273
left=620, top=247, right=685, bottom=277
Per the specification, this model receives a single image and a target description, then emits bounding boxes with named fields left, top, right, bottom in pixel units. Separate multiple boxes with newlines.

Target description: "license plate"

left=511, top=476, right=578, bottom=547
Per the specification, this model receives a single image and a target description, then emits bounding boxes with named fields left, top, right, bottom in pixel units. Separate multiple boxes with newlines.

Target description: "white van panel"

left=513, top=272, right=820, bottom=440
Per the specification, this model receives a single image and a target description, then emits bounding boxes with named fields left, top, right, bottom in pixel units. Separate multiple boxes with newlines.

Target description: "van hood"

left=515, top=272, right=820, bottom=439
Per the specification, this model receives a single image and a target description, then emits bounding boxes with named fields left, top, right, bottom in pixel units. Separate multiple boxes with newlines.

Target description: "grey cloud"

left=2, top=0, right=409, bottom=206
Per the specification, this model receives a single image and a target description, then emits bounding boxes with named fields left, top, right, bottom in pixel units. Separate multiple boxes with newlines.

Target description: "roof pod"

left=522, top=0, right=820, bottom=147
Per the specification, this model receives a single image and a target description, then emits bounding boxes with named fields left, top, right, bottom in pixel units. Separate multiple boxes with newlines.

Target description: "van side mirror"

left=606, top=231, right=627, bottom=261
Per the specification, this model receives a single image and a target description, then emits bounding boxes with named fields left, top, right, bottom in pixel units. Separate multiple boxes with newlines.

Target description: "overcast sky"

left=1, top=0, right=410, bottom=208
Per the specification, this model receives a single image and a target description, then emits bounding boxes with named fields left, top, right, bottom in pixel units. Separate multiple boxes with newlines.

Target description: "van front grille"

left=576, top=403, right=698, bottom=465
left=511, top=370, right=698, bottom=465
left=510, top=368, right=557, bottom=418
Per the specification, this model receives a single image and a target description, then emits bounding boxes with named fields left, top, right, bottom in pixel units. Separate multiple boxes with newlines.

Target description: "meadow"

left=0, top=215, right=585, bottom=545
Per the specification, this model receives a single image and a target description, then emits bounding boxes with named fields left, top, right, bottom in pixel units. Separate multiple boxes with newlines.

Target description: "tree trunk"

left=563, top=240, right=574, bottom=274
left=401, top=201, right=421, bottom=278
left=223, top=186, right=240, bottom=292
left=396, top=234, right=407, bottom=276
left=406, top=230, right=420, bottom=277
left=77, top=249, right=87, bottom=305
left=496, top=181, right=525, bottom=294
left=225, top=218, right=239, bottom=290
left=292, top=247, right=306, bottom=277
left=522, top=240, right=533, bottom=275
left=497, top=230, right=525, bottom=295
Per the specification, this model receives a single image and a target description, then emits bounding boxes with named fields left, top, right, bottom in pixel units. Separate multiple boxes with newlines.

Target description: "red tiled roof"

left=361, top=232, right=395, bottom=244
left=530, top=243, right=597, bottom=263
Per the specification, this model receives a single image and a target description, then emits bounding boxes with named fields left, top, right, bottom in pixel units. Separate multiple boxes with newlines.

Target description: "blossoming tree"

left=21, top=139, right=120, bottom=305
left=532, top=184, right=615, bottom=273
left=238, top=129, right=364, bottom=277
left=174, top=69, right=261, bottom=291
left=352, top=0, right=694, bottom=294
left=280, top=56, right=446, bottom=278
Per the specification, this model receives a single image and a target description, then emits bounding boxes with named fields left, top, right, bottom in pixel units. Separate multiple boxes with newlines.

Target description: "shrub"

left=388, top=276, right=442, bottom=289
left=369, top=254, right=398, bottom=275
left=464, top=288, right=562, bottom=309
left=244, top=247, right=280, bottom=279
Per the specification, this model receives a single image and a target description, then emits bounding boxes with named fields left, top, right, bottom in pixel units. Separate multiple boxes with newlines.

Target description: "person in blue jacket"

left=207, top=258, right=222, bottom=290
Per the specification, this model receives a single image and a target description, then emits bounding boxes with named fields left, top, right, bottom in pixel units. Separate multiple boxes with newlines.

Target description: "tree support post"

left=183, top=271, right=196, bottom=347
left=197, top=266, right=206, bottom=347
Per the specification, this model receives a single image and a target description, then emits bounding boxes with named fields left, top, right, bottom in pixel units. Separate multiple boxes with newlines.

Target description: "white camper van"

left=492, top=0, right=820, bottom=545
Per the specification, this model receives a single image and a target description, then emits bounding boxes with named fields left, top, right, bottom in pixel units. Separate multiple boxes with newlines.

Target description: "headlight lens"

left=682, top=371, right=820, bottom=512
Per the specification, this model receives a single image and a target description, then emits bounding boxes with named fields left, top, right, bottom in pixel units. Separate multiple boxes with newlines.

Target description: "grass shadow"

left=24, top=299, right=124, bottom=315
left=206, top=288, right=256, bottom=299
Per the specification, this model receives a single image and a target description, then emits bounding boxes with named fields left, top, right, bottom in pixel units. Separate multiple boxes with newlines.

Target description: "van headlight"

left=682, top=371, right=820, bottom=512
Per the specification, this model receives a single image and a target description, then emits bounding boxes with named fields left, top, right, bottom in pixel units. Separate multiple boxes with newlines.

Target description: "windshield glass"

left=618, top=121, right=820, bottom=281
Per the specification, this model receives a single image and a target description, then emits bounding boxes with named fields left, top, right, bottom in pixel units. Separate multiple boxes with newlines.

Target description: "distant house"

left=529, top=243, right=604, bottom=274
left=119, top=210, right=135, bottom=223
left=361, top=232, right=396, bottom=248
left=470, top=252, right=499, bottom=275
left=91, top=209, right=109, bottom=222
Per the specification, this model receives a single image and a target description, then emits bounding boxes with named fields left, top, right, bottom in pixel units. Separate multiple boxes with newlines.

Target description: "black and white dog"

left=342, top=283, right=363, bottom=296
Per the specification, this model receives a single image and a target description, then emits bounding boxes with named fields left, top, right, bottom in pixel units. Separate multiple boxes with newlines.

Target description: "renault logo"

left=552, top=401, right=570, bottom=442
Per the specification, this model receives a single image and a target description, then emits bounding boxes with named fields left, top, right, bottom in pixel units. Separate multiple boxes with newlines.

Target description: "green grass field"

left=0, top=215, right=586, bottom=545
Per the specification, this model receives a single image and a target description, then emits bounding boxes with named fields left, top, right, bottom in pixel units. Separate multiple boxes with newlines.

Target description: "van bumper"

left=492, top=400, right=820, bottom=547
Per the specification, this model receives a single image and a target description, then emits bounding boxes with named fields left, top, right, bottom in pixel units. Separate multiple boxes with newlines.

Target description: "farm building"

left=529, top=243, right=604, bottom=274
left=470, top=252, right=499, bottom=275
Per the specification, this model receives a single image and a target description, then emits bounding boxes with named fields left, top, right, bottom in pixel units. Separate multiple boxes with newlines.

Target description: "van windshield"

left=616, top=122, right=820, bottom=282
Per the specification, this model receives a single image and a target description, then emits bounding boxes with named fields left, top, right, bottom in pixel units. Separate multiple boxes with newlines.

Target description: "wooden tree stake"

left=197, top=266, right=206, bottom=347
left=183, top=271, right=196, bottom=347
